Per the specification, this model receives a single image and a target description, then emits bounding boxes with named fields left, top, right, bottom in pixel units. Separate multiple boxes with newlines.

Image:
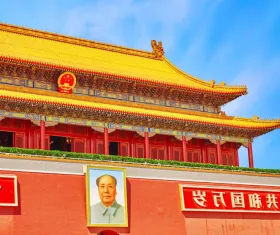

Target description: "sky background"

left=1, top=0, right=280, bottom=168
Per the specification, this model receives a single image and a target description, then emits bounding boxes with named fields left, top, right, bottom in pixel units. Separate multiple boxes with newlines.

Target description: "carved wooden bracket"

left=174, top=135, right=193, bottom=141
left=209, top=138, right=217, bottom=144
left=136, top=131, right=156, bottom=138
left=30, top=120, right=40, bottom=126
left=45, top=121, right=59, bottom=127
left=174, top=135, right=182, bottom=141
left=242, top=142, right=249, bottom=148
left=92, top=127, right=116, bottom=133
left=31, top=120, right=58, bottom=127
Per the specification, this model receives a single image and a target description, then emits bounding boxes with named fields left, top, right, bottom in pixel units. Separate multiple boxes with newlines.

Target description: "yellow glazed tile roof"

left=0, top=23, right=246, bottom=94
left=0, top=89, right=279, bottom=130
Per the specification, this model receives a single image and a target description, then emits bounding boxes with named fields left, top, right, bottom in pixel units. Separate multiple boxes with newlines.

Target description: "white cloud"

left=224, top=56, right=280, bottom=117
left=223, top=69, right=264, bottom=116
left=63, top=0, right=191, bottom=51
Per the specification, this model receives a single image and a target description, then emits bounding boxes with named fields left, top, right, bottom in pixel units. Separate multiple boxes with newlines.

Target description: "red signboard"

left=179, top=184, right=280, bottom=213
left=0, top=175, right=18, bottom=206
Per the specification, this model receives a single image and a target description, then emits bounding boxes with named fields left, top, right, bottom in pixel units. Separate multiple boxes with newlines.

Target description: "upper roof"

left=0, top=22, right=247, bottom=95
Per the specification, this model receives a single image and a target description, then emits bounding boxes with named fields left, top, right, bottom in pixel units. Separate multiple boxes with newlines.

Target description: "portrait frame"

left=86, top=165, right=128, bottom=227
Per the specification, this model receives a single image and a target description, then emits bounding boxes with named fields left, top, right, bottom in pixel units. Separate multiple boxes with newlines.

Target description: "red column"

left=144, top=132, right=149, bottom=158
left=182, top=136, right=187, bottom=162
left=40, top=120, right=45, bottom=150
left=104, top=127, right=109, bottom=155
left=167, top=141, right=172, bottom=161
left=202, top=145, right=207, bottom=163
left=28, top=127, right=34, bottom=149
left=131, top=140, right=135, bottom=158
left=248, top=142, right=254, bottom=168
left=90, top=130, right=96, bottom=154
left=216, top=140, right=222, bottom=164
left=26, top=121, right=31, bottom=149
left=90, top=135, right=94, bottom=154
left=234, top=144, right=239, bottom=166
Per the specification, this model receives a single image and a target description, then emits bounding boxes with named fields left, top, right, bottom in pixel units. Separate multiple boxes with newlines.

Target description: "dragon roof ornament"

left=151, top=40, right=164, bottom=59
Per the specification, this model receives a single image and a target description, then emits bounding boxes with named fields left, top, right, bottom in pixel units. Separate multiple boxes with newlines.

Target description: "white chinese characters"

left=248, top=193, right=262, bottom=209
left=231, top=192, right=245, bottom=208
left=190, top=189, right=279, bottom=211
left=192, top=190, right=207, bottom=207
left=266, top=194, right=279, bottom=209
left=212, top=192, right=227, bottom=208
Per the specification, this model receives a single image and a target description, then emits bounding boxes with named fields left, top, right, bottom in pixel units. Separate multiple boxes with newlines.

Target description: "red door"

left=187, top=150, right=201, bottom=162
left=208, top=149, right=216, bottom=164
left=96, top=140, right=104, bottom=154
left=14, top=132, right=25, bottom=148
left=72, top=138, right=86, bottom=153
left=45, top=135, right=50, bottom=150
left=173, top=147, right=182, bottom=161
left=120, top=142, right=129, bottom=156
left=222, top=151, right=235, bottom=165
left=135, top=143, right=144, bottom=158
left=150, top=146, right=165, bottom=160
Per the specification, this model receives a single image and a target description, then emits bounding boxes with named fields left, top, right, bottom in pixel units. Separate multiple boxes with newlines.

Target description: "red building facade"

left=0, top=23, right=280, bottom=235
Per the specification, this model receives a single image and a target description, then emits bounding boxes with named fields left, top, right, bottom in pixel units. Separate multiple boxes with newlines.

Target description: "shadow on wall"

left=97, top=230, right=120, bottom=235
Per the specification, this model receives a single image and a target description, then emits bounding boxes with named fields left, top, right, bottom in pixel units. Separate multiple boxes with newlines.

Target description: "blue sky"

left=1, top=0, right=280, bottom=168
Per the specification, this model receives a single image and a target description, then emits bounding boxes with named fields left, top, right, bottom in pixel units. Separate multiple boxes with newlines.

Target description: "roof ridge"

left=163, top=57, right=248, bottom=91
left=0, top=22, right=157, bottom=59
left=233, top=116, right=280, bottom=124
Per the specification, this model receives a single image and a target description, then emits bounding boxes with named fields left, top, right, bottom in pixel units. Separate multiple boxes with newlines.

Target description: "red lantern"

left=58, top=72, right=76, bottom=94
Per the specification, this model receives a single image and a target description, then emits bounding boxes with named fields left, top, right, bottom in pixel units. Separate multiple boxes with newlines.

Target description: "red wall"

left=1, top=170, right=280, bottom=235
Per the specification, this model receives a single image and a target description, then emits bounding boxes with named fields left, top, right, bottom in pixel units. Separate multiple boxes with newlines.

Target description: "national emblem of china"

left=57, top=72, right=76, bottom=94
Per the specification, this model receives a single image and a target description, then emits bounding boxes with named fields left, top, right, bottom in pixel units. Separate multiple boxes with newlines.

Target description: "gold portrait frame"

left=86, top=165, right=128, bottom=227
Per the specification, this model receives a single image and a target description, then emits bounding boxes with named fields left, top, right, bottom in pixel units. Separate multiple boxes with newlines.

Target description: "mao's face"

left=98, top=176, right=117, bottom=206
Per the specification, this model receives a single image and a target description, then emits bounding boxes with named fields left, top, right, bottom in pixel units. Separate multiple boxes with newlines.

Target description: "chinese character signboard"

left=179, top=184, right=280, bottom=213
left=0, top=175, right=18, bottom=206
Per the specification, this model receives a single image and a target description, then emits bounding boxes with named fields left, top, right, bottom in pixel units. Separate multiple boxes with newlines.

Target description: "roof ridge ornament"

left=151, top=40, right=164, bottom=59
left=210, top=79, right=216, bottom=88
left=253, top=116, right=259, bottom=121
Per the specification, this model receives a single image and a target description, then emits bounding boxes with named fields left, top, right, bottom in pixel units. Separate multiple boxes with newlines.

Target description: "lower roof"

left=0, top=88, right=279, bottom=132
